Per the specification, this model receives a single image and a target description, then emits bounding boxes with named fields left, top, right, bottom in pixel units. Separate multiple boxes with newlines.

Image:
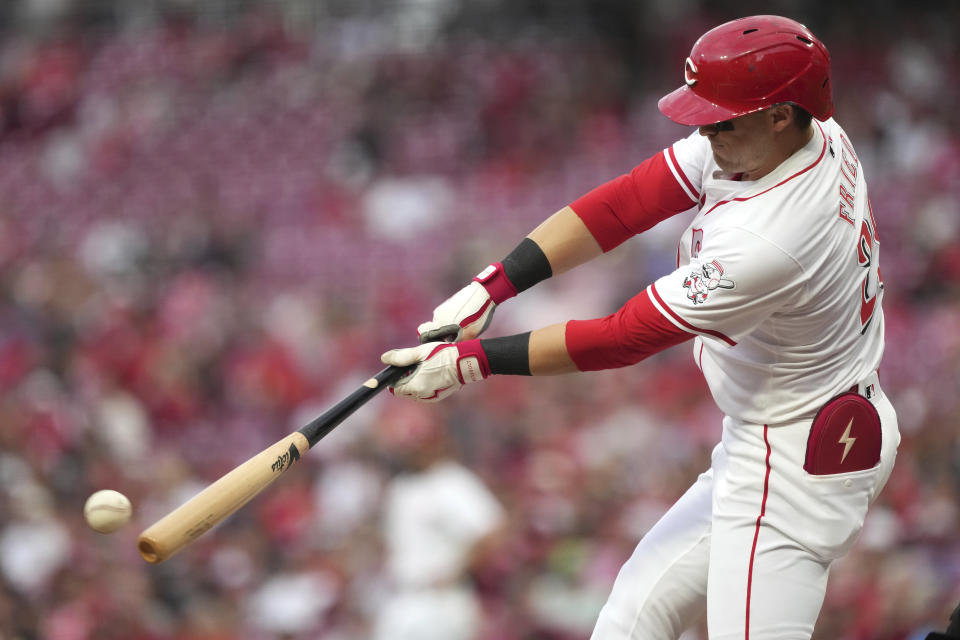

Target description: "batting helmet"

left=658, top=15, right=833, bottom=126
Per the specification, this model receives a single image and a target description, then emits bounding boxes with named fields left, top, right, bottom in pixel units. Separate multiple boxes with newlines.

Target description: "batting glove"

left=417, top=263, right=517, bottom=343
left=381, top=339, right=490, bottom=403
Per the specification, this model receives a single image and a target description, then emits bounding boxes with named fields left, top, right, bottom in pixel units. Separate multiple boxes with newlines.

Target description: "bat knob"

left=138, top=537, right=162, bottom=564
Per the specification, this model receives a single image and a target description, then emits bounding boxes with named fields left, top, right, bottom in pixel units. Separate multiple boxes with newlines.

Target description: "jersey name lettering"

left=837, top=134, right=860, bottom=227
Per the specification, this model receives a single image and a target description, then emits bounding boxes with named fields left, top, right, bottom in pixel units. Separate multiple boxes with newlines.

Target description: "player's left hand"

left=381, top=339, right=490, bottom=402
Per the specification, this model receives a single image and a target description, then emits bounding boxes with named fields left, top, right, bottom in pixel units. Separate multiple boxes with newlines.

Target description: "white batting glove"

left=381, top=340, right=490, bottom=403
left=417, top=263, right=518, bottom=343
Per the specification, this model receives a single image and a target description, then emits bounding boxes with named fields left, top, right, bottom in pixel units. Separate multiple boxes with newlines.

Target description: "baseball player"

left=382, top=15, right=899, bottom=639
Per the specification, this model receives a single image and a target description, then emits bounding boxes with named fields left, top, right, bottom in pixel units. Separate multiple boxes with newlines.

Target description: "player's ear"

left=769, top=103, right=795, bottom=133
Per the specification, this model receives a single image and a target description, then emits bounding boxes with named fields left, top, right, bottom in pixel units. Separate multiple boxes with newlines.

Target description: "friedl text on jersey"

left=836, top=133, right=860, bottom=227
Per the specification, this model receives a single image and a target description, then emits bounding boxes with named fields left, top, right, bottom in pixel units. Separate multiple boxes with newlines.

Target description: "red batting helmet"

left=658, top=15, right=833, bottom=126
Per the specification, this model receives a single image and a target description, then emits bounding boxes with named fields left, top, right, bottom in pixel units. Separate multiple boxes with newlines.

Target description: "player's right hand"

left=418, top=280, right=497, bottom=343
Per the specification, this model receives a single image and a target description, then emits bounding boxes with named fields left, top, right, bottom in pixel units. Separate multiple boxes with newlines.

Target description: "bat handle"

left=375, top=364, right=415, bottom=388
left=296, top=364, right=414, bottom=447
left=418, top=324, right=460, bottom=344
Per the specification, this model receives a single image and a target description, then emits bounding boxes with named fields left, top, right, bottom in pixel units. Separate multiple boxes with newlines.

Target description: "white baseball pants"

left=591, top=377, right=898, bottom=639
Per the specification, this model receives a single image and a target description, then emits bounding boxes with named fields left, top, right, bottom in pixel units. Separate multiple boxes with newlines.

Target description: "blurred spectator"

left=372, top=403, right=505, bottom=640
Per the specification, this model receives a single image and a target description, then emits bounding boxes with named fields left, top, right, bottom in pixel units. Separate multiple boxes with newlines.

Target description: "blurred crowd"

left=0, top=1, right=958, bottom=639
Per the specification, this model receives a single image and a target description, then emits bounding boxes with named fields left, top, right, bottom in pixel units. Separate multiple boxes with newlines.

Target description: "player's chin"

left=712, top=152, right=739, bottom=173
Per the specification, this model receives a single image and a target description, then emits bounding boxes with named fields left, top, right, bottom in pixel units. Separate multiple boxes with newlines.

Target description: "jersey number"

left=857, top=213, right=882, bottom=334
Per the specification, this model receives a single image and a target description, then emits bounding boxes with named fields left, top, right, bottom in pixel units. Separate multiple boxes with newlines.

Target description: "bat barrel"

left=137, top=432, right=310, bottom=563
left=136, top=366, right=411, bottom=564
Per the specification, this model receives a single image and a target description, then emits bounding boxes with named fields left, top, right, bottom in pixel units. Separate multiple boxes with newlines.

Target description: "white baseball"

left=83, top=489, right=132, bottom=534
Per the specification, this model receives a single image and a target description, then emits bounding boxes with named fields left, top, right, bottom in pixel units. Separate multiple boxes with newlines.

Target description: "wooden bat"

left=137, top=364, right=412, bottom=563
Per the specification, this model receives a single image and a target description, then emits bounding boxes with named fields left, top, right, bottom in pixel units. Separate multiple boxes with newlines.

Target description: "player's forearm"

left=487, top=288, right=696, bottom=376
left=491, top=205, right=603, bottom=297
left=480, top=323, right=578, bottom=376
left=416, top=207, right=601, bottom=343
left=527, top=206, right=603, bottom=276
left=528, top=323, right=579, bottom=374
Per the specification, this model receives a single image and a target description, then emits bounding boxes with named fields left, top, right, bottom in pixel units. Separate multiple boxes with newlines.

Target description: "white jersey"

left=650, top=118, right=884, bottom=424
left=382, top=460, right=504, bottom=588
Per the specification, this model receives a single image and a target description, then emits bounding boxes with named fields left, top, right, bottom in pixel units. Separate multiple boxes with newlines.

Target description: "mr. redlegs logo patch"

left=683, top=259, right=735, bottom=304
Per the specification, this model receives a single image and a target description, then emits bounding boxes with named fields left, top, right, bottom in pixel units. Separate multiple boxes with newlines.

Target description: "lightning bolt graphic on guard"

left=838, top=419, right=856, bottom=464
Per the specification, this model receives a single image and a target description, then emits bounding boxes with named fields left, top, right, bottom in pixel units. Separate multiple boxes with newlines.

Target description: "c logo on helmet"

left=684, top=57, right=698, bottom=87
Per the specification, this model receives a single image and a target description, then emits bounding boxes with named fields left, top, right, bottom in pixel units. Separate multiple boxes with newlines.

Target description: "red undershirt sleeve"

left=569, top=151, right=699, bottom=252
left=565, top=288, right=695, bottom=371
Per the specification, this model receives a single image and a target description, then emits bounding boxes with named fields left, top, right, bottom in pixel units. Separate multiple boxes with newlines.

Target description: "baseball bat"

left=925, top=601, right=960, bottom=639
left=137, top=364, right=412, bottom=564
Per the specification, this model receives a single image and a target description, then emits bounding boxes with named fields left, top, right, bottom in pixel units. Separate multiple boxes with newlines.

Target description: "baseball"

left=84, top=489, right=132, bottom=534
